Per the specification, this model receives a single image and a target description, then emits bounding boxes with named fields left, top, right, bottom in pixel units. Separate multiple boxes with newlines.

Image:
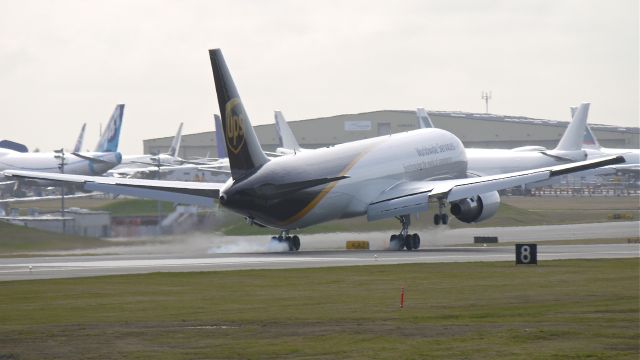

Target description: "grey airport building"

left=143, top=110, right=639, bottom=158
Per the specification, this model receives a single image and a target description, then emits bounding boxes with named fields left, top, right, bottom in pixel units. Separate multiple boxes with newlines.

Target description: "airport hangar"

left=143, top=110, right=639, bottom=158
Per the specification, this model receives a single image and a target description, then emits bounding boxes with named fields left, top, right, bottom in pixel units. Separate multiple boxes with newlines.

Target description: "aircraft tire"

left=291, top=235, right=301, bottom=251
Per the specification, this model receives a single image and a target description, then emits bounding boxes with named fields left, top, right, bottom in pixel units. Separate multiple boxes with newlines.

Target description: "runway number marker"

left=516, top=244, right=537, bottom=265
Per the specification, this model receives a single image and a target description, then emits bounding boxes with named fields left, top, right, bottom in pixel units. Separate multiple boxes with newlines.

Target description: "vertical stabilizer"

left=582, top=126, right=601, bottom=150
left=209, top=49, right=269, bottom=179
left=94, top=104, right=125, bottom=152
left=73, top=123, right=87, bottom=152
left=167, top=122, right=184, bottom=157
left=214, top=114, right=228, bottom=158
left=274, top=110, right=301, bottom=151
left=570, top=106, right=577, bottom=119
left=554, top=102, right=589, bottom=151
left=416, top=108, right=435, bottom=128
left=571, top=106, right=601, bottom=150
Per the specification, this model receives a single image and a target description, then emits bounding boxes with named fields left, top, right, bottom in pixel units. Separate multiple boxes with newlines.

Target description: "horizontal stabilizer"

left=72, top=152, right=117, bottom=164
left=3, top=170, right=223, bottom=207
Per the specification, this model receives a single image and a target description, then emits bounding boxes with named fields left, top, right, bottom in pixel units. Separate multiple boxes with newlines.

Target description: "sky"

left=0, top=0, right=638, bottom=154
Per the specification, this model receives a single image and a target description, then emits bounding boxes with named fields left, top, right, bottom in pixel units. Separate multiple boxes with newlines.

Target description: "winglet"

left=554, top=102, right=589, bottom=151
left=274, top=110, right=301, bottom=152
left=416, top=108, right=435, bottom=129
left=94, top=104, right=125, bottom=152
left=214, top=114, right=228, bottom=158
left=209, top=49, right=269, bottom=179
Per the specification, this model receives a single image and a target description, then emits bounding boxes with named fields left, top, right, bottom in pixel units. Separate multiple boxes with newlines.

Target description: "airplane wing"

left=2, top=170, right=223, bottom=207
left=367, top=155, right=625, bottom=221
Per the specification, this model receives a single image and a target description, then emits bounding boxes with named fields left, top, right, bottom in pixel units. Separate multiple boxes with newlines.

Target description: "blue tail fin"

left=94, top=104, right=124, bottom=152
left=214, top=114, right=228, bottom=158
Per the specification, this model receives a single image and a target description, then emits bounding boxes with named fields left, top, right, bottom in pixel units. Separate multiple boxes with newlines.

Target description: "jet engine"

left=449, top=191, right=500, bottom=223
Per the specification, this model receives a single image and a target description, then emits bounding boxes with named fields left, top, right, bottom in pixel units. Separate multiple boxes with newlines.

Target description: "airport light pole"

left=153, top=152, right=162, bottom=234
left=481, top=90, right=492, bottom=113
left=54, top=148, right=66, bottom=234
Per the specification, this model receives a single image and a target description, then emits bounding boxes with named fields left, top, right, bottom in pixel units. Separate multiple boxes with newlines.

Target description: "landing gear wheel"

left=405, top=234, right=414, bottom=250
left=285, top=236, right=293, bottom=251
left=389, top=234, right=404, bottom=251
left=441, top=214, right=449, bottom=225
left=412, top=233, right=421, bottom=250
left=434, top=214, right=441, bottom=225
left=291, top=235, right=301, bottom=251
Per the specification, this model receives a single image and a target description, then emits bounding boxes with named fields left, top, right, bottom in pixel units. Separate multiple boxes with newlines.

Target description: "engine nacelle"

left=449, top=191, right=500, bottom=223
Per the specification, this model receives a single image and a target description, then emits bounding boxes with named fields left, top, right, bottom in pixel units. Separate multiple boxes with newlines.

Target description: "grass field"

left=0, top=259, right=637, bottom=359
left=0, top=221, right=112, bottom=256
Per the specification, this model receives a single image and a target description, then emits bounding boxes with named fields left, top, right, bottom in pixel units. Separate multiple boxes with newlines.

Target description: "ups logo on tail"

left=224, top=98, right=246, bottom=154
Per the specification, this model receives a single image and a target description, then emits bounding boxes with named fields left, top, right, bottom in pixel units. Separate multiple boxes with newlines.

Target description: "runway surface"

left=1, top=222, right=637, bottom=281
left=0, top=243, right=637, bottom=281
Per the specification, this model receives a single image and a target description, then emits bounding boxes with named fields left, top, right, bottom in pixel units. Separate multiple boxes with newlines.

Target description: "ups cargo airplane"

left=3, top=49, right=625, bottom=251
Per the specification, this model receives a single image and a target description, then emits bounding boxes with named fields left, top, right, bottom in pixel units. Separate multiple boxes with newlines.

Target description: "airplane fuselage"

left=220, top=128, right=467, bottom=229
left=0, top=149, right=121, bottom=178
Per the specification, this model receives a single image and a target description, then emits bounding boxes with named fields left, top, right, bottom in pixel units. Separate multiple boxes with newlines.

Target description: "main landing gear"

left=433, top=198, right=449, bottom=225
left=389, top=214, right=421, bottom=251
left=271, top=230, right=301, bottom=252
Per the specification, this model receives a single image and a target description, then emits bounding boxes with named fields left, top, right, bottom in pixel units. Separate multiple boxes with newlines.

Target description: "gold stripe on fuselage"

left=282, top=144, right=377, bottom=227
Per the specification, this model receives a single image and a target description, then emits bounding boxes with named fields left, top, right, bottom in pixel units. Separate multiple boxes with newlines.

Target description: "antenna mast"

left=481, top=91, right=492, bottom=113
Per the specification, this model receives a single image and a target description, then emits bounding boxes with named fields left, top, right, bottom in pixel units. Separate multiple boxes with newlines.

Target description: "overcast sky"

left=0, top=0, right=637, bottom=154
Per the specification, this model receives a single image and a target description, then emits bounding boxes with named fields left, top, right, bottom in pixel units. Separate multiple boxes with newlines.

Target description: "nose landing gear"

left=389, top=214, right=421, bottom=251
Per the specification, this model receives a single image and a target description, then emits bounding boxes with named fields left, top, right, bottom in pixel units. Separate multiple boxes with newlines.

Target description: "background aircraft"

left=0, top=104, right=124, bottom=183
left=572, top=106, right=639, bottom=176
left=3, top=49, right=624, bottom=252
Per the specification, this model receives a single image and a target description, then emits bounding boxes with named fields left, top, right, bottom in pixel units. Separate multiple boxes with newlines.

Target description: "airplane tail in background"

left=73, top=123, right=86, bottom=153
left=209, top=49, right=269, bottom=180
left=571, top=106, right=602, bottom=150
left=214, top=114, right=228, bottom=158
left=416, top=108, right=435, bottom=129
left=582, top=126, right=602, bottom=150
left=166, top=122, right=184, bottom=157
left=554, top=102, right=589, bottom=152
left=94, top=104, right=124, bottom=152
left=274, top=110, right=301, bottom=152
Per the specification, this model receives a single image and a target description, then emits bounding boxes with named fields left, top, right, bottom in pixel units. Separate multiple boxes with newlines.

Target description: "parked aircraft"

left=117, top=122, right=186, bottom=169
left=3, top=49, right=624, bottom=251
left=572, top=107, right=639, bottom=175
left=274, top=111, right=305, bottom=155
left=0, top=104, right=124, bottom=184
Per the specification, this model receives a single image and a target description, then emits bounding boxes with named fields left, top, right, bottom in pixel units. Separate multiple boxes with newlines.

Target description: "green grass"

left=92, top=198, right=176, bottom=216
left=0, top=221, right=112, bottom=256
left=0, top=259, right=637, bottom=359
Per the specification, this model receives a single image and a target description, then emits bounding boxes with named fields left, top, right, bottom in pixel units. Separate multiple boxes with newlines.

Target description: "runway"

left=0, top=243, right=637, bottom=281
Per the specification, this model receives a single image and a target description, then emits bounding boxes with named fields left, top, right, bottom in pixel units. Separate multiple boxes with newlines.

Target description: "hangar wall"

left=143, top=110, right=639, bottom=158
